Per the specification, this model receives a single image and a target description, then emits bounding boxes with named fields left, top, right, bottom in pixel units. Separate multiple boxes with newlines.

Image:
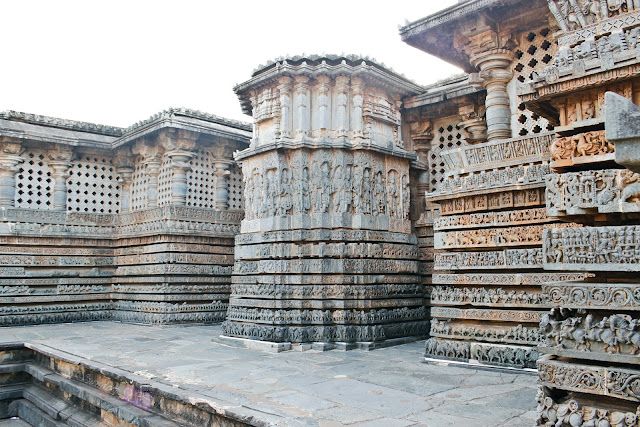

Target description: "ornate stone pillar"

left=294, top=76, right=310, bottom=138
left=469, top=49, right=513, bottom=141
left=116, top=167, right=134, bottom=213
left=278, top=76, right=293, bottom=140
left=48, top=146, right=74, bottom=211
left=134, top=142, right=163, bottom=209
left=166, top=151, right=194, bottom=205
left=213, top=161, right=231, bottom=210
left=352, top=77, right=365, bottom=138
left=0, top=138, right=24, bottom=208
left=335, top=75, right=349, bottom=138
left=114, top=148, right=134, bottom=213
left=316, top=75, right=331, bottom=135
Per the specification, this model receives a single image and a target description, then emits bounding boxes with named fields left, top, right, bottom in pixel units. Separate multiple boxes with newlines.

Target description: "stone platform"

left=0, top=322, right=537, bottom=426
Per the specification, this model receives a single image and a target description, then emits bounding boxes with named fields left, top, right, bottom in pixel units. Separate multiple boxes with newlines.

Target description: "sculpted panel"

left=431, top=286, right=545, bottom=308
left=546, top=169, right=640, bottom=215
left=434, top=248, right=543, bottom=270
left=434, top=207, right=550, bottom=231
left=543, top=225, right=640, bottom=270
left=439, top=188, right=545, bottom=215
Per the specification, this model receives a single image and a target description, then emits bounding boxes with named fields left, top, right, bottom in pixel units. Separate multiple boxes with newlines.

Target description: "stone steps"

left=0, top=344, right=249, bottom=426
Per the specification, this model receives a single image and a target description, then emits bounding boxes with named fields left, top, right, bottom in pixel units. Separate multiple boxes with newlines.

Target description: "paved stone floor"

left=1, top=322, right=538, bottom=426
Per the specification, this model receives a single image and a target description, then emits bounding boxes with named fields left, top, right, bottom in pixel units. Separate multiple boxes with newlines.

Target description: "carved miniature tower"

left=222, top=55, right=428, bottom=348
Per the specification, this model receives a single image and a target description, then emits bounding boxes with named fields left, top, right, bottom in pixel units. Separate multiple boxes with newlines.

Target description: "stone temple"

left=2, top=0, right=640, bottom=425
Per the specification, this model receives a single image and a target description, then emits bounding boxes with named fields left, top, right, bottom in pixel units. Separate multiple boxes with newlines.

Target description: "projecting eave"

left=399, top=0, right=546, bottom=73
left=0, top=109, right=252, bottom=151
left=403, top=74, right=481, bottom=110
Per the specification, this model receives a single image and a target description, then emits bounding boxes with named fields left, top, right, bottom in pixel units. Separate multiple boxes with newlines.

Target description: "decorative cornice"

left=235, top=54, right=424, bottom=115
left=0, top=110, right=124, bottom=136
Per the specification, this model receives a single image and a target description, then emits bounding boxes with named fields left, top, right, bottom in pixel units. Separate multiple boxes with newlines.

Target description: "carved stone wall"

left=224, top=55, right=428, bottom=347
left=529, top=4, right=640, bottom=422
left=0, top=109, right=251, bottom=326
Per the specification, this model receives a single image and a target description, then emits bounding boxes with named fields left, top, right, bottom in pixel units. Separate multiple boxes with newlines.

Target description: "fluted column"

left=213, top=162, right=231, bottom=210
left=167, top=151, right=194, bottom=205
left=470, top=49, right=513, bottom=141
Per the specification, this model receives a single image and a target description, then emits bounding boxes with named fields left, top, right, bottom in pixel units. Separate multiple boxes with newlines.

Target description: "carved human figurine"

left=373, top=171, right=387, bottom=216
left=336, top=81, right=348, bottom=137
left=244, top=175, right=254, bottom=219
left=293, top=167, right=311, bottom=214
left=253, top=173, right=262, bottom=218
left=278, top=169, right=292, bottom=216
left=362, top=168, right=372, bottom=214
left=387, top=172, right=399, bottom=217
left=342, top=166, right=353, bottom=214
left=320, top=162, right=332, bottom=213
left=331, top=166, right=345, bottom=213
left=402, top=174, right=410, bottom=219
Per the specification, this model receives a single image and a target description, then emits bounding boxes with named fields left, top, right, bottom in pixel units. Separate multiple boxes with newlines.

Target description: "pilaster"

left=213, top=162, right=232, bottom=210
left=47, top=145, right=74, bottom=211
left=0, top=138, right=24, bottom=208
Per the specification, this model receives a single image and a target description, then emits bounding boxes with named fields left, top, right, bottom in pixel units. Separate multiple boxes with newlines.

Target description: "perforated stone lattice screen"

left=130, top=156, right=148, bottom=211
left=228, top=166, right=243, bottom=211
left=67, top=156, right=121, bottom=214
left=186, top=148, right=217, bottom=209
left=15, top=150, right=52, bottom=210
left=513, top=27, right=558, bottom=136
left=157, top=156, right=173, bottom=207
left=428, top=118, right=468, bottom=191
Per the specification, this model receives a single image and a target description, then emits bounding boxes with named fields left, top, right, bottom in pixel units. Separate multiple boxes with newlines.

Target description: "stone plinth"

left=222, top=55, right=428, bottom=347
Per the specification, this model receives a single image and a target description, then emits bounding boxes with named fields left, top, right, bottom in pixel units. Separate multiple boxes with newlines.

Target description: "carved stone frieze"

left=432, top=272, right=591, bottom=286
left=430, top=306, right=546, bottom=323
left=547, top=169, right=640, bottom=215
left=429, top=162, right=551, bottom=199
left=430, top=319, right=542, bottom=345
left=425, top=338, right=538, bottom=369
left=539, top=357, right=640, bottom=402
left=543, top=225, right=640, bottom=270
left=439, top=188, right=545, bottom=215
left=440, top=133, right=553, bottom=175
left=431, top=286, right=546, bottom=308
left=434, top=248, right=543, bottom=270
left=541, top=310, right=640, bottom=356
left=551, top=130, right=615, bottom=167
left=434, top=207, right=551, bottom=231
left=537, top=387, right=640, bottom=427
left=435, top=224, right=548, bottom=249
left=544, top=282, right=640, bottom=310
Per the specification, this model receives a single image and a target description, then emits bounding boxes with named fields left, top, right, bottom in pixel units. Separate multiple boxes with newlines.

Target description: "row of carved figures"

left=541, top=311, right=640, bottom=354
left=551, top=131, right=614, bottom=161
left=548, top=0, right=640, bottom=32
left=243, top=162, right=410, bottom=219
left=546, top=226, right=640, bottom=264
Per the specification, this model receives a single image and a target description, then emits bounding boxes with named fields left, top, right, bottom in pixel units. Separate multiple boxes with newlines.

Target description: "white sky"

left=1, top=0, right=461, bottom=127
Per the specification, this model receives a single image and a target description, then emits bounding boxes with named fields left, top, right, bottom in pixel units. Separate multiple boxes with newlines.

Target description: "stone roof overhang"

left=399, top=0, right=546, bottom=72
left=0, top=109, right=251, bottom=150
left=234, top=55, right=425, bottom=115
left=403, top=74, right=482, bottom=110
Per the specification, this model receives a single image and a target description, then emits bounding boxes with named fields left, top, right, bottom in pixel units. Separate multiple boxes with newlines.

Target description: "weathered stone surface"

left=223, top=56, right=428, bottom=345
left=0, top=109, right=250, bottom=327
